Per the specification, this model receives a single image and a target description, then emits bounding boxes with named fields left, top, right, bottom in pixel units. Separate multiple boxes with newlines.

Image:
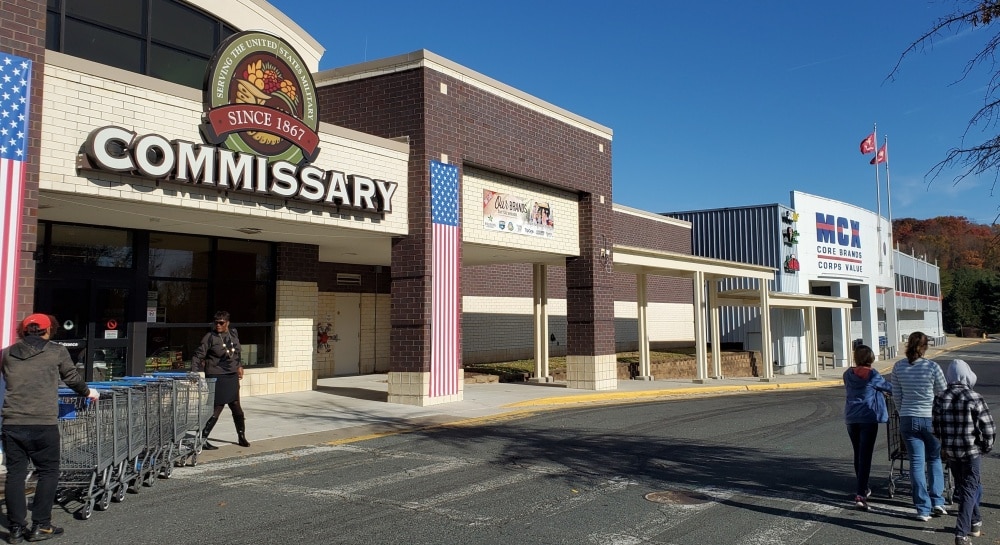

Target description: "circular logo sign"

left=202, top=31, right=320, bottom=165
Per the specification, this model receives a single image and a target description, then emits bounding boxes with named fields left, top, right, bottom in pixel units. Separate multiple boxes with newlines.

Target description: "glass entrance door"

left=35, top=279, right=131, bottom=380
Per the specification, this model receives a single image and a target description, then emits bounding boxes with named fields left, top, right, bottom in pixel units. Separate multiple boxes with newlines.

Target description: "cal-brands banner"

left=482, top=190, right=555, bottom=238
left=78, top=31, right=397, bottom=214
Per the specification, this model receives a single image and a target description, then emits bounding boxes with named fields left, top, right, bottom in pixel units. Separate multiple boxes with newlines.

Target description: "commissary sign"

left=76, top=31, right=397, bottom=214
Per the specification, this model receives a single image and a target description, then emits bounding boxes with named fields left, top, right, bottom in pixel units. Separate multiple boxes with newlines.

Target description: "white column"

left=636, top=273, right=652, bottom=380
left=709, top=277, right=722, bottom=379
left=883, top=287, right=899, bottom=360
left=759, top=281, right=774, bottom=381
left=807, top=306, right=819, bottom=379
left=530, top=264, right=551, bottom=383
left=860, top=283, right=879, bottom=360
left=831, top=281, right=849, bottom=367
left=693, top=271, right=709, bottom=383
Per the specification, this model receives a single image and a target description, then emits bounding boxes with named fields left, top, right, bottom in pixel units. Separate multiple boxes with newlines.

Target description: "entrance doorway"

left=34, top=278, right=131, bottom=380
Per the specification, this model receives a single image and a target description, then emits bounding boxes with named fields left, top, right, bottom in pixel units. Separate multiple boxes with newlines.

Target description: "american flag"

left=430, top=160, right=459, bottom=397
left=0, top=54, right=31, bottom=347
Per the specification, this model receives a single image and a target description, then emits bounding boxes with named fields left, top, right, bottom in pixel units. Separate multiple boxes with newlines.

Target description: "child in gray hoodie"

left=933, top=359, right=995, bottom=545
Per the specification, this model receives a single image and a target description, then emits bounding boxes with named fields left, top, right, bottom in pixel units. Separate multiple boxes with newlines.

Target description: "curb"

left=198, top=337, right=990, bottom=458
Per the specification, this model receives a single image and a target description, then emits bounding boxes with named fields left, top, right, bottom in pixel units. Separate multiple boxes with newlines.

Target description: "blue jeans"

left=847, top=423, right=879, bottom=496
left=951, top=455, right=983, bottom=537
left=900, top=416, right=945, bottom=515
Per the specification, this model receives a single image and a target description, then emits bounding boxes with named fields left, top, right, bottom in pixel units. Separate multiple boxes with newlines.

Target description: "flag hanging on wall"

left=0, top=53, right=31, bottom=347
left=429, top=160, right=460, bottom=397
left=859, top=132, right=875, bottom=155
left=870, top=144, right=887, bottom=165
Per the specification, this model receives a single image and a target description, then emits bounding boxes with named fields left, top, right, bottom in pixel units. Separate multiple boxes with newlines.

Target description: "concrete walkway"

left=197, top=337, right=987, bottom=463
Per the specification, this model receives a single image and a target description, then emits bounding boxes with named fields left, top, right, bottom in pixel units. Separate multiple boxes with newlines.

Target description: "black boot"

left=202, top=415, right=219, bottom=450
left=234, top=414, right=250, bottom=447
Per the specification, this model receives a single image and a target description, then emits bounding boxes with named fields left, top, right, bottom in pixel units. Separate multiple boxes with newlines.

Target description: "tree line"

left=893, top=216, right=1000, bottom=333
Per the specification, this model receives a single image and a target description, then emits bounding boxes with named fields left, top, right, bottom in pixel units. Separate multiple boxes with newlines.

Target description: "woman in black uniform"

left=192, top=310, right=249, bottom=449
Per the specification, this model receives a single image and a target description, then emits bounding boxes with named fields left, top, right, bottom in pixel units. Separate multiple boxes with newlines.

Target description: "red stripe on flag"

left=431, top=222, right=459, bottom=397
left=0, top=158, right=25, bottom=347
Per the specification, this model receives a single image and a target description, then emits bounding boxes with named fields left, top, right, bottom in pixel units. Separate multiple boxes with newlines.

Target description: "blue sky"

left=272, top=0, right=999, bottom=224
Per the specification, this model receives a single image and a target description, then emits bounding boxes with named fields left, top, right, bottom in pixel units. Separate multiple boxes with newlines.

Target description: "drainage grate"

left=644, top=490, right=713, bottom=505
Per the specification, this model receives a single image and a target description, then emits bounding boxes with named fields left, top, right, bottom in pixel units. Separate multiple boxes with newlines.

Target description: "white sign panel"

left=791, top=191, right=893, bottom=288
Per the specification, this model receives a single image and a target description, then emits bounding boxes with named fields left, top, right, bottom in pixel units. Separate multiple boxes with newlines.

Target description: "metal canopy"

left=613, top=245, right=774, bottom=279
left=716, top=289, right=855, bottom=310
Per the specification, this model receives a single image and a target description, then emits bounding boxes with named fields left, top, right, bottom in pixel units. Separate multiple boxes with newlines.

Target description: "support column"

left=565, top=193, right=616, bottom=391
left=530, top=264, right=552, bottom=383
left=883, top=287, right=899, bottom=359
left=860, top=283, right=879, bottom=360
left=636, top=273, right=652, bottom=380
left=807, top=306, right=819, bottom=380
left=831, top=281, right=849, bottom=367
left=708, top=277, right=722, bottom=379
left=693, top=271, right=709, bottom=384
left=759, top=282, right=774, bottom=381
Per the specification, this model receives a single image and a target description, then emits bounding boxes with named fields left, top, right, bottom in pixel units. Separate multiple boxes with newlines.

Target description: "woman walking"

left=843, top=344, right=891, bottom=510
left=891, top=331, right=947, bottom=521
left=192, top=311, right=250, bottom=450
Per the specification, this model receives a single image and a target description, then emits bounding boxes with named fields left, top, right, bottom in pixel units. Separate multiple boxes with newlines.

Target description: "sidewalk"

left=197, top=337, right=987, bottom=463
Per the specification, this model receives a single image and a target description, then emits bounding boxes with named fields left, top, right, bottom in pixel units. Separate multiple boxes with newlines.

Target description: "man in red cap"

left=2, top=313, right=97, bottom=543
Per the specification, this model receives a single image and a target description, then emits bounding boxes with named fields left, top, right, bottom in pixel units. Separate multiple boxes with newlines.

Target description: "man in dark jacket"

left=2, top=314, right=97, bottom=543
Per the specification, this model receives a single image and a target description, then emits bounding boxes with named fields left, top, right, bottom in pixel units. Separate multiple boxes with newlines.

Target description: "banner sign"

left=482, top=190, right=554, bottom=238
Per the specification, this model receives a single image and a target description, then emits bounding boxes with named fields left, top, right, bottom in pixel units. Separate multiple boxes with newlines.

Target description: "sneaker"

left=933, top=504, right=949, bottom=516
left=7, top=524, right=25, bottom=545
left=955, top=536, right=971, bottom=545
left=201, top=441, right=218, bottom=451
left=916, top=514, right=932, bottom=522
left=25, top=524, right=63, bottom=542
left=854, top=495, right=869, bottom=511
left=970, top=521, right=983, bottom=537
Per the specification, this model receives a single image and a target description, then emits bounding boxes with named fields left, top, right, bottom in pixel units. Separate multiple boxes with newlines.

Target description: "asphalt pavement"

left=197, top=336, right=987, bottom=463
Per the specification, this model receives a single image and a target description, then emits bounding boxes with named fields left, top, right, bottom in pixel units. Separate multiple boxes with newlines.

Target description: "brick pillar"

left=1, top=1, right=45, bottom=324
left=565, top=193, right=616, bottom=390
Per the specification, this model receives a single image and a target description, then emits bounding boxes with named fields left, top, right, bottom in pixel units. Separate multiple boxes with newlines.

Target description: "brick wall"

left=1, top=0, right=45, bottom=320
left=318, top=61, right=615, bottom=371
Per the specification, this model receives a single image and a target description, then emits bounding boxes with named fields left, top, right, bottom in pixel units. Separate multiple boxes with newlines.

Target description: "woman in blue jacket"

left=844, top=344, right=892, bottom=510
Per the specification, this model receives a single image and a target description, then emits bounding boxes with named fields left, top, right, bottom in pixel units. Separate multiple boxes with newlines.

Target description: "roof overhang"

left=612, top=245, right=775, bottom=280
left=716, top=289, right=855, bottom=310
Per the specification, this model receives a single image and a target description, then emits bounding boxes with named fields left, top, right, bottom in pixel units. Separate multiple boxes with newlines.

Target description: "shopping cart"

left=147, top=372, right=216, bottom=467
left=885, top=393, right=953, bottom=502
left=55, top=388, right=118, bottom=520
left=121, top=377, right=179, bottom=486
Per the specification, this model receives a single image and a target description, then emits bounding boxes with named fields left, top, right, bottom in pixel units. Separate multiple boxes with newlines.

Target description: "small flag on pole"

left=0, top=53, right=31, bottom=347
left=860, top=132, right=876, bottom=155
left=870, top=144, right=887, bottom=165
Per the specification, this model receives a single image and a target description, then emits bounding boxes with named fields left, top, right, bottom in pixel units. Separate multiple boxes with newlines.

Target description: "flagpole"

left=873, top=123, right=883, bottom=273
left=884, top=135, right=893, bottom=263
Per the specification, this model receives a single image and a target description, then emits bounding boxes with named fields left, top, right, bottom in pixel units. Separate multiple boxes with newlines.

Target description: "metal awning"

left=612, top=245, right=774, bottom=280
left=716, top=289, right=855, bottom=309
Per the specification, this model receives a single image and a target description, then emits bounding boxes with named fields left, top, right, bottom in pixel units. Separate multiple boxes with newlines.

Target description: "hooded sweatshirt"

left=844, top=366, right=892, bottom=424
left=2, top=335, right=90, bottom=425
left=933, top=359, right=995, bottom=460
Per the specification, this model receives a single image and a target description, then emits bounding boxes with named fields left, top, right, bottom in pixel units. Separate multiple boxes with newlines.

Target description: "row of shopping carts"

left=55, top=372, right=216, bottom=520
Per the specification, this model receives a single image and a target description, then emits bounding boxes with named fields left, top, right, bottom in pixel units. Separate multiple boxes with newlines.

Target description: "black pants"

left=847, top=422, right=879, bottom=496
left=3, top=425, right=61, bottom=527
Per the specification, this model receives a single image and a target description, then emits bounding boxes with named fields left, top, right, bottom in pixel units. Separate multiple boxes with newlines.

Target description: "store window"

left=46, top=0, right=236, bottom=89
left=147, top=234, right=274, bottom=370
left=45, top=224, right=133, bottom=268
